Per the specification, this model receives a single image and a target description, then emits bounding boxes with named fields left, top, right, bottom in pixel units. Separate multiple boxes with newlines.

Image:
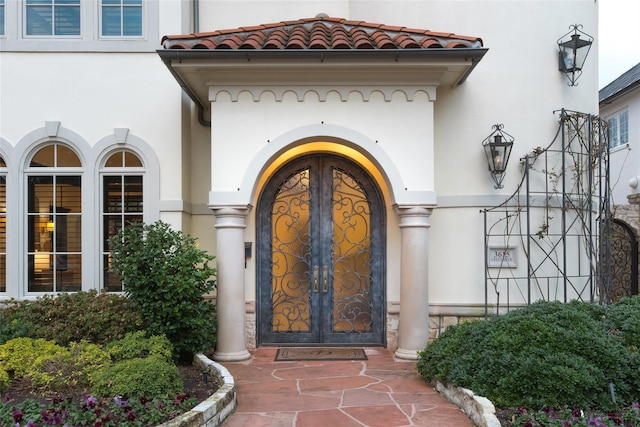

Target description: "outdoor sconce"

left=557, top=24, right=593, bottom=86
left=482, top=124, right=514, bottom=189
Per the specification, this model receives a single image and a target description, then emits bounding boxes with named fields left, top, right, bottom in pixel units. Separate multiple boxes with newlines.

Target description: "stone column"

left=394, top=205, right=432, bottom=360
left=211, top=206, right=251, bottom=361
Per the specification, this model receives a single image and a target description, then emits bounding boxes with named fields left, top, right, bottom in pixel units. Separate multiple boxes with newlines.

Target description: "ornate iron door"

left=257, top=155, right=385, bottom=345
left=604, top=220, right=639, bottom=302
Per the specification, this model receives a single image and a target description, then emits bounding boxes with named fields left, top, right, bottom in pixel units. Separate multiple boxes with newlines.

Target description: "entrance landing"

left=220, top=347, right=474, bottom=426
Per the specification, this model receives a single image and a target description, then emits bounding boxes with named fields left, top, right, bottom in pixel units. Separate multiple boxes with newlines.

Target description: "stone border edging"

left=435, top=381, right=501, bottom=427
left=158, top=353, right=236, bottom=427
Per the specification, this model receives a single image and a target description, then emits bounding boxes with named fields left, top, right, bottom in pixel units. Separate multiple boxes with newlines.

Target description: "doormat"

left=275, top=347, right=367, bottom=361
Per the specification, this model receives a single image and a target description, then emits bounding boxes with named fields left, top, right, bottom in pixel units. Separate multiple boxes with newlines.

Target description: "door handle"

left=313, top=265, right=319, bottom=293
left=322, top=266, right=329, bottom=293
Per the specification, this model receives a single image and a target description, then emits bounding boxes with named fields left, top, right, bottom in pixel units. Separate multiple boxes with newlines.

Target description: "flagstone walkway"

left=220, top=347, right=474, bottom=427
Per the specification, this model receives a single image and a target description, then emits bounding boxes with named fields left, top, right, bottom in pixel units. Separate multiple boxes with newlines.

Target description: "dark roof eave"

left=157, top=47, right=488, bottom=63
left=599, top=80, right=640, bottom=105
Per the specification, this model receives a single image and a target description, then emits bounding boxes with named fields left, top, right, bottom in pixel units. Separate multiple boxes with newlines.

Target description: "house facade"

left=0, top=1, right=598, bottom=361
left=599, top=63, right=640, bottom=298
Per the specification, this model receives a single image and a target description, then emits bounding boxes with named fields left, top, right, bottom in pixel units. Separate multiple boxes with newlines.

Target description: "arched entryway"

left=256, top=154, right=386, bottom=346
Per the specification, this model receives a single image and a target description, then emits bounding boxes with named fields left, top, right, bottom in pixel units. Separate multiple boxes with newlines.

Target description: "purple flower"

left=12, top=408, right=23, bottom=423
left=126, top=411, right=136, bottom=421
left=572, top=408, right=584, bottom=418
left=113, top=396, right=128, bottom=407
left=85, top=395, right=97, bottom=408
left=632, top=402, right=640, bottom=412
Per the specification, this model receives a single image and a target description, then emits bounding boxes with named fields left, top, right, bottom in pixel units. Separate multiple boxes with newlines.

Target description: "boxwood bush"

left=417, top=298, right=640, bottom=410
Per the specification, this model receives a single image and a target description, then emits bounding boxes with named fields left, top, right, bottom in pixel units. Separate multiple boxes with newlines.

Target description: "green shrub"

left=91, top=354, right=183, bottom=399
left=0, top=337, right=66, bottom=378
left=603, top=296, right=640, bottom=350
left=0, top=291, right=145, bottom=346
left=0, top=338, right=111, bottom=393
left=109, top=221, right=217, bottom=360
left=0, top=303, right=34, bottom=345
left=0, top=366, right=8, bottom=392
left=105, top=331, right=174, bottom=363
left=417, top=300, right=640, bottom=410
left=30, top=340, right=111, bottom=392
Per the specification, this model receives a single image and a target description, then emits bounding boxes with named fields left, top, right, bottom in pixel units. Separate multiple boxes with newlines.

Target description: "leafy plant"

left=105, top=331, right=174, bottom=363
left=1, top=393, right=196, bottom=427
left=418, top=299, right=640, bottom=410
left=0, top=291, right=145, bottom=346
left=109, top=221, right=217, bottom=360
left=91, top=354, right=183, bottom=400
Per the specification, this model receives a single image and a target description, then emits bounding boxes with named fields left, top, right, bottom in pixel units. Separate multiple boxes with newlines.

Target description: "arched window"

left=101, top=149, right=143, bottom=292
left=27, top=143, right=82, bottom=293
left=0, top=155, right=6, bottom=293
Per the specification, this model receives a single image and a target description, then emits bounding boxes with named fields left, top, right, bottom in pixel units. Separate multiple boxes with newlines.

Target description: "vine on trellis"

left=482, top=109, right=611, bottom=315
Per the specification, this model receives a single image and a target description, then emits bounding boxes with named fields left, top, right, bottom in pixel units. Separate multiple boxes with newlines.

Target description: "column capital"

left=393, top=204, right=433, bottom=228
left=210, top=205, right=252, bottom=229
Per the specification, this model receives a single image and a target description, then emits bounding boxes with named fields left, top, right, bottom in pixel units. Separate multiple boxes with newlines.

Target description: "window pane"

left=608, top=117, right=618, bottom=148
left=620, top=111, right=629, bottom=145
left=56, top=176, right=81, bottom=214
left=31, top=145, right=55, bottom=167
left=57, top=144, right=81, bottom=167
left=0, top=1, right=5, bottom=36
left=102, top=0, right=120, bottom=4
left=124, top=151, right=142, bottom=167
left=123, top=7, right=142, bottom=36
left=55, top=253, right=81, bottom=292
left=124, top=0, right=142, bottom=4
left=26, top=6, right=53, bottom=35
left=29, top=253, right=53, bottom=292
left=28, top=176, right=53, bottom=214
left=105, top=152, right=124, bottom=167
left=103, top=176, right=122, bottom=213
left=0, top=156, right=6, bottom=168
left=54, top=5, right=80, bottom=35
left=102, top=6, right=121, bottom=36
left=124, top=176, right=143, bottom=212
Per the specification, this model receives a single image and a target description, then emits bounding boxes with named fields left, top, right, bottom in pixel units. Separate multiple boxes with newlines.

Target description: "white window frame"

left=0, top=0, right=158, bottom=52
left=100, top=150, right=145, bottom=292
left=99, top=0, right=143, bottom=39
left=23, top=0, right=82, bottom=38
left=0, top=159, right=6, bottom=294
left=24, top=143, right=84, bottom=295
left=607, top=108, right=629, bottom=150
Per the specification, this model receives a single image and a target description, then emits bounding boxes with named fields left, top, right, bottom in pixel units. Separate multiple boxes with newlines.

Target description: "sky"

left=598, top=0, right=640, bottom=89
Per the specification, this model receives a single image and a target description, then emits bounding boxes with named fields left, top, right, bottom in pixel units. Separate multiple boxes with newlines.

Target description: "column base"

left=213, top=349, right=251, bottom=362
left=395, top=348, right=420, bottom=360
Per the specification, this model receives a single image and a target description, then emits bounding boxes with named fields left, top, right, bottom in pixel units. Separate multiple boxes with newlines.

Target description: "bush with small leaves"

left=0, top=366, right=8, bottom=392
left=91, top=354, right=183, bottom=400
left=0, top=291, right=145, bottom=347
left=105, top=331, right=174, bottom=363
left=417, top=299, right=640, bottom=410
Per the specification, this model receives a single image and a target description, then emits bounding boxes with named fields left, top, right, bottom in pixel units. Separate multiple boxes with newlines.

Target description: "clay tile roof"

left=161, top=16, right=483, bottom=51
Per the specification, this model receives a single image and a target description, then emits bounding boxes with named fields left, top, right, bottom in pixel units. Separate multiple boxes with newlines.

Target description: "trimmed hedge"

left=417, top=298, right=640, bottom=410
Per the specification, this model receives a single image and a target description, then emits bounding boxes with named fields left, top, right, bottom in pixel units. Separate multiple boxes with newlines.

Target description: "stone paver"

left=220, top=347, right=474, bottom=427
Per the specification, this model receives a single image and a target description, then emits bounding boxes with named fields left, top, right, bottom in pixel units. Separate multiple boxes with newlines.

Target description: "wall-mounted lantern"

left=482, top=124, right=514, bottom=189
left=557, top=24, right=593, bottom=86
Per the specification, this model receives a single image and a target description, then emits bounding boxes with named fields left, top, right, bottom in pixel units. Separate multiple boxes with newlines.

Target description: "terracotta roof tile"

left=161, top=16, right=483, bottom=51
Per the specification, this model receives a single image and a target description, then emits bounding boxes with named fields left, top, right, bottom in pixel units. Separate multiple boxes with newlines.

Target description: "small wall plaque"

left=487, top=246, right=517, bottom=268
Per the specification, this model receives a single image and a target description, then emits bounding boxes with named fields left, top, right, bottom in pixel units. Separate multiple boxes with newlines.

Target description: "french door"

left=257, top=154, right=385, bottom=345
